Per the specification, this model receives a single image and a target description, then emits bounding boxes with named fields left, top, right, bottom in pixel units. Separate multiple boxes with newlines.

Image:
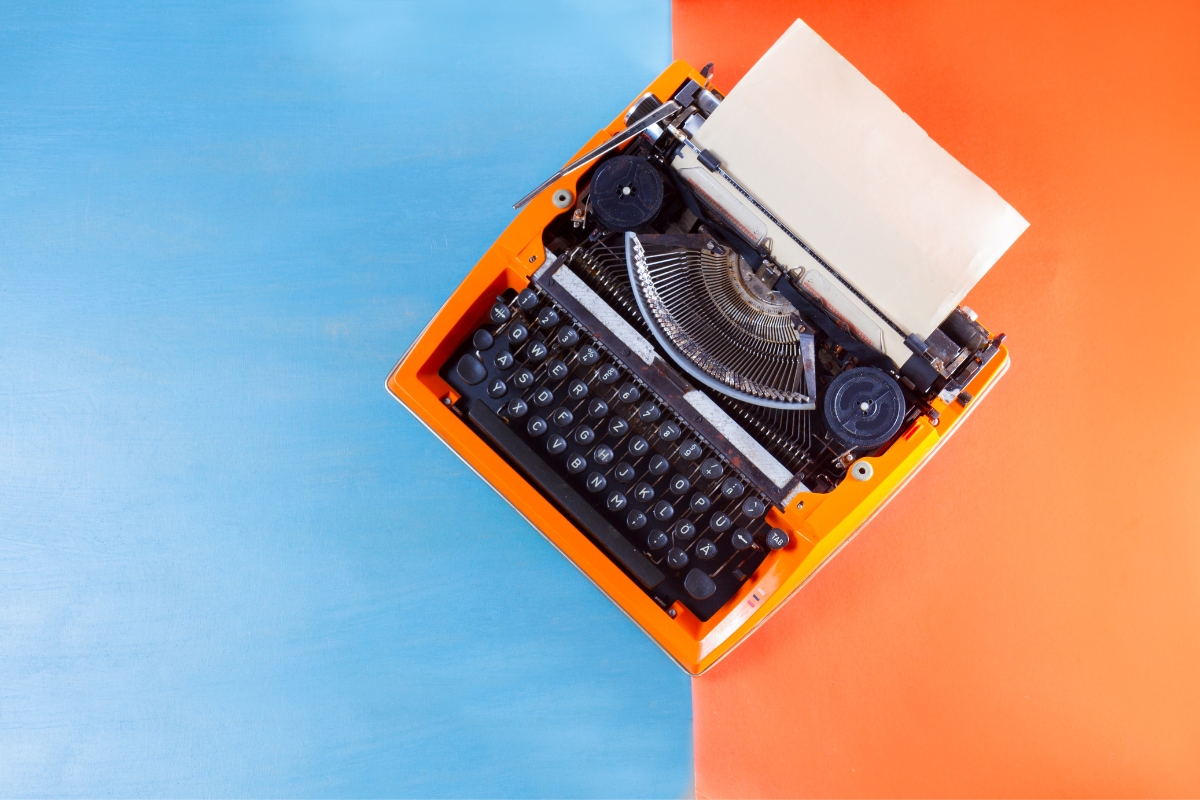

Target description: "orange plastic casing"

left=385, top=60, right=1010, bottom=675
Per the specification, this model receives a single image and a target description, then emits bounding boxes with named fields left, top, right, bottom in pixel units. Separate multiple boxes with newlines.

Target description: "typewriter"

left=387, top=20, right=1026, bottom=674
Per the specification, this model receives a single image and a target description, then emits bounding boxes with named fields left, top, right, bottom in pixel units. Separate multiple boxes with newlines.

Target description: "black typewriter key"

left=493, top=350, right=514, bottom=370
left=742, top=497, right=767, bottom=518
left=658, top=420, right=682, bottom=442
left=632, top=481, right=655, bottom=503
left=700, top=458, right=723, bottom=480
left=532, top=387, right=554, bottom=407
left=556, top=327, right=580, bottom=347
left=526, top=416, right=547, bottom=436
left=513, top=368, right=535, bottom=389
left=574, top=425, right=595, bottom=445
left=648, top=454, right=670, bottom=476
left=551, top=407, right=574, bottom=427
left=695, top=538, right=718, bottom=560
left=593, top=445, right=614, bottom=465
left=710, top=512, right=733, bottom=533
left=766, top=528, right=789, bottom=550
left=608, top=416, right=630, bottom=437
left=731, top=528, right=754, bottom=550
left=720, top=477, right=744, bottom=499
left=669, top=474, right=692, bottom=495
left=596, top=364, right=620, bottom=385
left=517, top=288, right=539, bottom=311
left=578, top=345, right=600, bottom=365
left=652, top=500, right=675, bottom=522
left=636, top=402, right=661, bottom=423
left=536, top=307, right=559, bottom=328
left=507, top=323, right=528, bottom=345
left=647, top=529, right=669, bottom=550
left=455, top=354, right=487, bottom=385
left=489, top=301, right=512, bottom=324
left=614, top=462, right=636, bottom=482
left=678, top=439, right=703, bottom=460
left=472, top=329, right=494, bottom=350
left=506, top=398, right=528, bottom=418
left=617, top=382, right=641, bottom=404
left=526, top=340, right=548, bottom=362
left=586, top=472, right=608, bottom=493
left=628, top=436, right=650, bottom=457
left=486, top=378, right=507, bottom=399
left=587, top=398, right=608, bottom=418
left=674, top=519, right=697, bottom=540
left=684, top=568, right=717, bottom=600
left=546, top=359, right=569, bottom=380
left=606, top=491, right=627, bottom=511
left=546, top=435, right=567, bottom=455
left=667, top=547, right=689, bottom=569
left=626, top=509, right=648, bottom=531
left=689, top=493, right=712, bottom=514
left=568, top=379, right=589, bottom=400
left=565, top=453, right=587, bottom=474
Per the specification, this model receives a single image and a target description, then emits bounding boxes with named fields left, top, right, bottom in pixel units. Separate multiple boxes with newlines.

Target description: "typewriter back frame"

left=385, top=60, right=1010, bottom=675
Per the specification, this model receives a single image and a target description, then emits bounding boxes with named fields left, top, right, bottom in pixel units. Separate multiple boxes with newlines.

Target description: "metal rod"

left=512, top=101, right=681, bottom=210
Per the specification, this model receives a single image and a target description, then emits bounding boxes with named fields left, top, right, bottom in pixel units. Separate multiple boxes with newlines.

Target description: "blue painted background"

left=0, top=2, right=689, bottom=796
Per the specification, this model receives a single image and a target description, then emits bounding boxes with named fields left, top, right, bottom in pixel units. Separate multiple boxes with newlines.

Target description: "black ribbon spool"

left=590, top=155, right=663, bottom=231
left=822, top=367, right=906, bottom=450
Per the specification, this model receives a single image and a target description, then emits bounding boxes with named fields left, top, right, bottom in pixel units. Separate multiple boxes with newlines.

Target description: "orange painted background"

left=676, top=1, right=1200, bottom=796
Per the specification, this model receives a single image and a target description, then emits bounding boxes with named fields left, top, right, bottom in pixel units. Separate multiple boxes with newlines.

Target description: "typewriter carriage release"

left=387, top=19, right=1024, bottom=674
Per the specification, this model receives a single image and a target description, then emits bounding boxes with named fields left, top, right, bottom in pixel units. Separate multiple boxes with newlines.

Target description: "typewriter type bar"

left=387, top=52, right=1015, bottom=674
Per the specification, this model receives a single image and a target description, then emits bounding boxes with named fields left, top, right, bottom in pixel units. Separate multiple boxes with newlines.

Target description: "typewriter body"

left=388, top=22, right=1024, bottom=674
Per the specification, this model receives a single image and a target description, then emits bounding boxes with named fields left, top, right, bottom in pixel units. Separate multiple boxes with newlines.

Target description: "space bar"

left=468, top=400, right=665, bottom=590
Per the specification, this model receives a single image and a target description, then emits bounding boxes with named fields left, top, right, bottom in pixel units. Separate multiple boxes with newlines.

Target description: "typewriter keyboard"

left=442, top=286, right=790, bottom=621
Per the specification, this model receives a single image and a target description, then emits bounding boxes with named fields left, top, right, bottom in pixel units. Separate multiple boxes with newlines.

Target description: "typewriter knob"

left=684, top=569, right=717, bottom=600
left=454, top=354, right=487, bottom=386
left=516, top=288, right=539, bottom=311
left=489, top=301, right=511, bottom=324
left=590, top=154, right=664, bottom=232
left=731, top=528, right=754, bottom=550
left=506, top=398, right=528, bottom=418
left=823, top=367, right=906, bottom=451
left=472, top=329, right=494, bottom=350
left=741, top=497, right=766, bottom=518
left=765, top=528, right=790, bottom=550
left=569, top=379, right=590, bottom=400
left=667, top=547, right=689, bottom=570
left=720, top=478, right=744, bottom=499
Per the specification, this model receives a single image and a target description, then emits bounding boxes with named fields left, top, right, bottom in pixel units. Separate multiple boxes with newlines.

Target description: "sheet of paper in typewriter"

left=686, top=19, right=1028, bottom=353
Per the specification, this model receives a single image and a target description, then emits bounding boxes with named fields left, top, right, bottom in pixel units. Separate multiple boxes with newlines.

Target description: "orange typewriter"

left=387, top=21, right=1026, bottom=674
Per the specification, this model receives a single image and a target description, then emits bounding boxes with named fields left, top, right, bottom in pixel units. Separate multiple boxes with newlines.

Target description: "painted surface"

left=0, top=3, right=692, bottom=796
left=676, top=1, right=1200, bottom=797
